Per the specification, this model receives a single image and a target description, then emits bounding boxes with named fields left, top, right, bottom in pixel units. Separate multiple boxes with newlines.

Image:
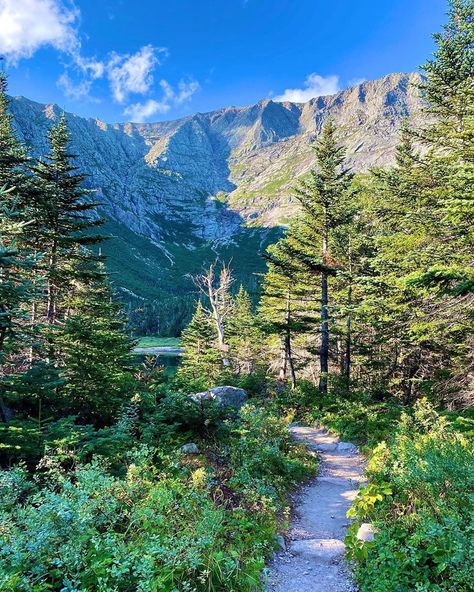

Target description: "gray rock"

left=190, top=386, right=248, bottom=410
left=276, top=535, right=287, bottom=552
left=180, top=443, right=200, bottom=455
left=337, top=442, right=358, bottom=453
left=289, top=538, right=346, bottom=563
left=356, top=523, right=376, bottom=542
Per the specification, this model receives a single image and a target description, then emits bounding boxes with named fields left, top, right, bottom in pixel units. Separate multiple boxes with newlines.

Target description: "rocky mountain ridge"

left=9, top=72, right=424, bottom=305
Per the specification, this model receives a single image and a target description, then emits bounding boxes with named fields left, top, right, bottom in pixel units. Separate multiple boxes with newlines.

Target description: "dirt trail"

left=265, top=425, right=366, bottom=592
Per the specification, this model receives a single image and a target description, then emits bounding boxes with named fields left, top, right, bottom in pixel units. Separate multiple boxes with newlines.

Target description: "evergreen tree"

left=227, top=286, right=264, bottom=375
left=283, top=120, right=354, bottom=392
left=415, top=0, right=474, bottom=294
left=56, top=262, right=136, bottom=426
left=178, top=300, right=222, bottom=387
left=0, top=190, right=37, bottom=361
left=33, top=114, right=104, bottom=326
left=0, top=73, right=31, bottom=201
left=260, top=240, right=314, bottom=388
left=0, top=189, right=38, bottom=422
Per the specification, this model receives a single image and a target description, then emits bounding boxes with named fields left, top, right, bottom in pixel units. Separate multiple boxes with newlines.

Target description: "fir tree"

left=415, top=0, right=474, bottom=295
left=260, top=240, right=314, bottom=388
left=283, top=120, right=354, bottom=392
left=0, top=189, right=38, bottom=422
left=178, top=300, right=222, bottom=387
left=33, top=114, right=104, bottom=326
left=227, top=286, right=264, bottom=375
left=0, top=73, right=31, bottom=201
left=57, top=262, right=136, bottom=426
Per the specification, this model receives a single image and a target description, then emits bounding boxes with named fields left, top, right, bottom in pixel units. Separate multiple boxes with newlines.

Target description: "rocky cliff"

left=9, top=72, right=424, bottom=306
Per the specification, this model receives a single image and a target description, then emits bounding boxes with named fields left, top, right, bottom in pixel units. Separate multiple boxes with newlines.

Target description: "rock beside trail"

left=356, top=523, right=375, bottom=542
left=190, top=386, right=248, bottom=410
left=180, top=443, right=200, bottom=455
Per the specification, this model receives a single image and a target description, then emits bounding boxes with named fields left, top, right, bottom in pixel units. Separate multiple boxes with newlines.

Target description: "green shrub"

left=0, top=406, right=315, bottom=592
left=346, top=401, right=474, bottom=592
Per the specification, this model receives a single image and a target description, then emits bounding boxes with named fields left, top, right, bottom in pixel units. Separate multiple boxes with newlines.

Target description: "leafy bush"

left=228, top=406, right=316, bottom=509
left=346, top=401, right=474, bottom=592
left=0, top=406, right=315, bottom=592
left=271, top=380, right=403, bottom=448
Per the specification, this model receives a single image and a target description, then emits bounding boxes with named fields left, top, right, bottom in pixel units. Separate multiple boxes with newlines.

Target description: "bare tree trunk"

left=279, top=334, right=288, bottom=381
left=320, top=269, right=329, bottom=393
left=344, top=284, right=352, bottom=382
left=194, top=263, right=233, bottom=368
left=285, top=329, right=297, bottom=389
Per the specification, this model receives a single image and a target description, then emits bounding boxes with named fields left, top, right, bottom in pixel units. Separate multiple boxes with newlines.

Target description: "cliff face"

left=9, top=72, right=424, bottom=302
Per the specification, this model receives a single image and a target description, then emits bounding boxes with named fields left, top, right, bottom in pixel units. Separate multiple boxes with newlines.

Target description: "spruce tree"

left=0, top=73, right=31, bottom=200
left=57, top=262, right=136, bottom=426
left=260, top=240, right=315, bottom=388
left=227, top=286, right=264, bottom=375
left=0, top=190, right=38, bottom=422
left=33, top=114, right=104, bottom=326
left=415, top=0, right=474, bottom=294
left=178, top=300, right=222, bottom=388
left=283, top=120, right=354, bottom=392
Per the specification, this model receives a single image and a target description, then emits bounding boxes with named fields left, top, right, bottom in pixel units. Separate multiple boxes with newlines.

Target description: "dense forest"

left=0, top=1, right=473, bottom=591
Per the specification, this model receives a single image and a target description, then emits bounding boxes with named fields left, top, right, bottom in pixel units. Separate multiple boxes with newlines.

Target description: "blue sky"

left=1, top=0, right=447, bottom=123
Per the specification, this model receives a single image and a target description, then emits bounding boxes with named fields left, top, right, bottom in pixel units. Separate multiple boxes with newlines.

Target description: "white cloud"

left=0, top=0, right=79, bottom=63
left=75, top=55, right=105, bottom=80
left=274, top=73, right=340, bottom=103
left=108, top=45, right=166, bottom=103
left=159, top=79, right=200, bottom=105
left=124, top=79, right=200, bottom=122
left=56, top=71, right=102, bottom=102
left=124, top=99, right=170, bottom=122
left=0, top=1, right=200, bottom=118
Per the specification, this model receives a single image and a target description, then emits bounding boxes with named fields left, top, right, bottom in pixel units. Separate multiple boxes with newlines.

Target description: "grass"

left=136, top=336, right=182, bottom=348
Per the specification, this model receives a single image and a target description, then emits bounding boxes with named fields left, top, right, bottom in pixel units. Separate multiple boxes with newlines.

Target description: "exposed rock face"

left=190, top=386, right=248, bottom=410
left=8, top=73, right=424, bottom=302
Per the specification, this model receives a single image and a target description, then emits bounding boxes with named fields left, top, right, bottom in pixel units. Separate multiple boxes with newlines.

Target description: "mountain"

left=9, top=72, right=424, bottom=325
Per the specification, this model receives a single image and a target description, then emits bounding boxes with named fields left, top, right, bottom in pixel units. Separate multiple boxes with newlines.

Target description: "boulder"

left=190, top=386, right=248, bottom=410
left=180, top=443, right=200, bottom=455
left=356, top=523, right=376, bottom=542
left=276, top=534, right=287, bottom=552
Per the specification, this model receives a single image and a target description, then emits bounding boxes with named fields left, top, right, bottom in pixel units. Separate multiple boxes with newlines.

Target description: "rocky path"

left=265, top=425, right=366, bottom=592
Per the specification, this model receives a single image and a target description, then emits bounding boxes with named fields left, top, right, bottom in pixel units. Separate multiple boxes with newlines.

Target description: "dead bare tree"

left=192, top=261, right=234, bottom=367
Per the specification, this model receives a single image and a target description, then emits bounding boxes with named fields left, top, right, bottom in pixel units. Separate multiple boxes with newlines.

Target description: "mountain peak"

left=8, top=72, right=426, bottom=302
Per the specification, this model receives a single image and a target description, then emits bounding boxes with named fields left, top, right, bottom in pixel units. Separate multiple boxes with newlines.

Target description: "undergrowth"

left=0, top=396, right=316, bottom=592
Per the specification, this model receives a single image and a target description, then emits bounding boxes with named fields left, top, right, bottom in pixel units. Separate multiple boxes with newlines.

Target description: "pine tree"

left=0, top=73, right=31, bottom=200
left=178, top=300, right=222, bottom=388
left=56, top=262, right=136, bottom=426
left=283, top=120, right=354, bottom=392
left=227, top=286, right=264, bottom=375
left=33, top=114, right=104, bottom=326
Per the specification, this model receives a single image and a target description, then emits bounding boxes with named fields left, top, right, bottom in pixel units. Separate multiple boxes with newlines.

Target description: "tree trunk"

left=278, top=334, right=288, bottom=381
left=207, top=279, right=230, bottom=367
left=344, top=284, right=352, bottom=382
left=285, top=329, right=297, bottom=389
left=46, top=242, right=57, bottom=325
left=320, top=269, right=329, bottom=393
